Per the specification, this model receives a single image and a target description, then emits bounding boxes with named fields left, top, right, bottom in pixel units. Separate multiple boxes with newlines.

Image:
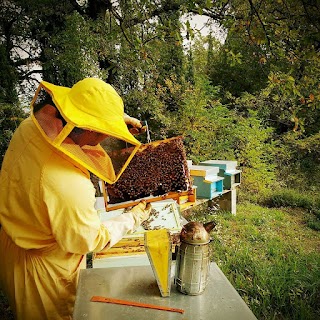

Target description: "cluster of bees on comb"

left=140, top=203, right=174, bottom=230
left=106, top=137, right=192, bottom=204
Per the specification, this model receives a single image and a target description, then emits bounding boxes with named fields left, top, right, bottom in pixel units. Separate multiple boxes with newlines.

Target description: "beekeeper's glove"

left=123, top=113, right=147, bottom=135
left=123, top=113, right=142, bottom=129
left=102, top=201, right=152, bottom=248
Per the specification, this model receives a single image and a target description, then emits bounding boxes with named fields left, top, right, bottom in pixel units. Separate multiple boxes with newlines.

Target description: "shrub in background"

left=0, top=103, right=26, bottom=167
left=259, top=188, right=320, bottom=231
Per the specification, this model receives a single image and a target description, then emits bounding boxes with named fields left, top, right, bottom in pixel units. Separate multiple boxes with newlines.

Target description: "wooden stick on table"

left=90, top=296, right=185, bottom=314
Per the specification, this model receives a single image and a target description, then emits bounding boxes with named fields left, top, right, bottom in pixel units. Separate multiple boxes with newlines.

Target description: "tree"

left=1, top=0, right=320, bottom=194
left=0, top=102, right=26, bottom=164
left=207, top=28, right=270, bottom=97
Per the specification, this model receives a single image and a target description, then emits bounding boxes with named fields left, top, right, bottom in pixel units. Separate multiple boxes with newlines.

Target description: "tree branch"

left=247, top=0, right=271, bottom=48
left=14, top=56, right=42, bottom=67
left=19, top=69, right=43, bottom=81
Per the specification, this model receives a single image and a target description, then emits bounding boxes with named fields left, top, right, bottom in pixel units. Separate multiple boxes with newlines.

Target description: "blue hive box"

left=199, top=160, right=241, bottom=190
left=189, top=165, right=224, bottom=199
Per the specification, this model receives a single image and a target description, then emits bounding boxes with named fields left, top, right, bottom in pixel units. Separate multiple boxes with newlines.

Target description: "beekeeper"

left=0, top=78, right=152, bottom=320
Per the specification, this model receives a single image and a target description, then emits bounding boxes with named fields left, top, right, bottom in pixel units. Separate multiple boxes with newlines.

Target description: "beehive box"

left=200, top=160, right=241, bottom=190
left=189, top=165, right=224, bottom=199
left=92, top=200, right=182, bottom=268
left=200, top=160, right=238, bottom=171
left=106, top=136, right=193, bottom=205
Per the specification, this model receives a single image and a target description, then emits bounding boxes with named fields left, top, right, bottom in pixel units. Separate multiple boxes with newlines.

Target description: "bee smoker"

left=174, top=221, right=216, bottom=295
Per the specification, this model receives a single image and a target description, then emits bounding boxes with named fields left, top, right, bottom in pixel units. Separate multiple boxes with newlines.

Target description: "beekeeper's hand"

left=130, top=200, right=152, bottom=225
left=102, top=201, right=152, bottom=248
left=123, top=113, right=142, bottom=129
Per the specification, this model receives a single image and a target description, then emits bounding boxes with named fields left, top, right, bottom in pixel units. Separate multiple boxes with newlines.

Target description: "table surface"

left=73, top=262, right=257, bottom=320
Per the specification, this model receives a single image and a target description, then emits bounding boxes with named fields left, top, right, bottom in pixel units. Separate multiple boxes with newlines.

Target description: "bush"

left=0, top=103, right=26, bottom=167
left=259, top=188, right=320, bottom=231
left=262, top=189, right=314, bottom=209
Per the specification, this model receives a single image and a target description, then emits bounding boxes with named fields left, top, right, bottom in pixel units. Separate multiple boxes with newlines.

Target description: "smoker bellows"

left=106, top=136, right=191, bottom=204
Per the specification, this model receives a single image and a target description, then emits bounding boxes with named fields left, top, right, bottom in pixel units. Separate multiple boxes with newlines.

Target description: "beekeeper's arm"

left=102, top=201, right=152, bottom=248
left=43, top=160, right=151, bottom=254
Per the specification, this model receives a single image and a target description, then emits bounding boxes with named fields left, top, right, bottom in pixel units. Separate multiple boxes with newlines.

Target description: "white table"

left=73, top=262, right=257, bottom=320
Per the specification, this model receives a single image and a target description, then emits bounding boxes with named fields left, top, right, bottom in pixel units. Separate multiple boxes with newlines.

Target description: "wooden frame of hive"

left=103, top=136, right=195, bottom=211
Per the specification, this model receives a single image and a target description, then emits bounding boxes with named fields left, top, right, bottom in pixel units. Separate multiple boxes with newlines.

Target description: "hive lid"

left=225, top=169, right=242, bottom=176
left=203, top=175, right=224, bottom=183
left=190, top=165, right=220, bottom=177
left=200, top=160, right=238, bottom=171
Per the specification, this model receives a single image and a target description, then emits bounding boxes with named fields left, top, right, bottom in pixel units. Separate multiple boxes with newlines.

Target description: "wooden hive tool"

left=144, top=229, right=172, bottom=297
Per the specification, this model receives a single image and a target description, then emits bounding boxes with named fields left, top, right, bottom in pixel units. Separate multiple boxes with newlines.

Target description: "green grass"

left=260, top=188, right=320, bottom=231
left=189, top=202, right=320, bottom=320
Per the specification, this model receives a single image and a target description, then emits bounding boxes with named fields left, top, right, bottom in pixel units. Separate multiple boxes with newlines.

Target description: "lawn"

left=188, top=201, right=320, bottom=320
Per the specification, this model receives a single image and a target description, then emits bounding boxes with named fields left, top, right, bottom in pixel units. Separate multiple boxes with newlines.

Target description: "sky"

left=182, top=14, right=226, bottom=44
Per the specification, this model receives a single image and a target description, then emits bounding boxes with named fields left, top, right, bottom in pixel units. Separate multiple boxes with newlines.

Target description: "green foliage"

left=0, top=46, right=19, bottom=103
left=0, top=0, right=319, bottom=196
left=220, top=69, right=320, bottom=193
left=259, top=68, right=320, bottom=135
left=155, top=10, right=184, bottom=87
left=152, top=73, right=277, bottom=193
left=306, top=220, right=320, bottom=232
left=231, top=110, right=277, bottom=193
left=207, top=30, right=270, bottom=97
left=122, top=83, right=173, bottom=142
left=261, top=188, right=315, bottom=209
left=258, top=188, right=320, bottom=231
left=0, top=103, right=27, bottom=166
left=43, top=12, right=107, bottom=86
left=276, top=132, right=320, bottom=192
left=170, top=81, right=236, bottom=163
left=192, top=33, right=220, bottom=78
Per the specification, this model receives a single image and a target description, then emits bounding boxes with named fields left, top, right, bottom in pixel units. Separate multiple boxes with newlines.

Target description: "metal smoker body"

left=174, top=221, right=216, bottom=295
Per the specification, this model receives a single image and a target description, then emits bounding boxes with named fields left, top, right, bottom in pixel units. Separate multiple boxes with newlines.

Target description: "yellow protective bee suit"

left=0, top=78, right=150, bottom=319
left=0, top=117, right=112, bottom=319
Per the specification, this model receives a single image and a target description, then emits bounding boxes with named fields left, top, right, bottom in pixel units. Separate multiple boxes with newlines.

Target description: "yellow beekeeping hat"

left=41, top=78, right=140, bottom=146
left=31, top=78, right=141, bottom=184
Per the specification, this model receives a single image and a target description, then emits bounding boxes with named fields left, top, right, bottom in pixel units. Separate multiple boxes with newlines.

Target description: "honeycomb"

left=106, top=136, right=192, bottom=204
